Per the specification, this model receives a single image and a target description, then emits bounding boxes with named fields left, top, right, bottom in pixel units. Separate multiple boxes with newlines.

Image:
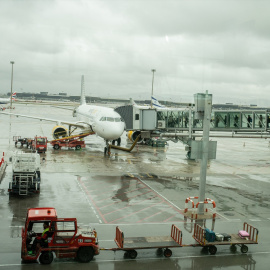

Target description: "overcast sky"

left=1, top=0, right=269, bottom=106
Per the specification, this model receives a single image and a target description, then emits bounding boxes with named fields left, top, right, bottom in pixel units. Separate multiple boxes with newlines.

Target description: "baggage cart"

left=102, top=224, right=183, bottom=259
left=193, top=222, right=258, bottom=255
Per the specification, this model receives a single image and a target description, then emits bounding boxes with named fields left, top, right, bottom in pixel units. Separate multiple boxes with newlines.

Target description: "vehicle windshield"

left=37, top=138, right=46, bottom=144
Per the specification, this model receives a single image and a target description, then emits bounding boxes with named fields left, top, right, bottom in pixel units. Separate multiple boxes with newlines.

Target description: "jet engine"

left=52, top=126, right=68, bottom=139
left=127, top=130, right=143, bottom=143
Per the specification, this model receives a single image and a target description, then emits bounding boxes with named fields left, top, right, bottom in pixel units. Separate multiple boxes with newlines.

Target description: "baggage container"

left=215, top=233, right=224, bottom=241
left=239, top=230, right=250, bottom=239
left=221, top=233, right=231, bottom=241
left=205, top=228, right=215, bottom=242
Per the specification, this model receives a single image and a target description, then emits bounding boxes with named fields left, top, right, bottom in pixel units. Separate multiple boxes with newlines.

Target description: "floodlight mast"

left=10, top=61, right=15, bottom=108
left=151, top=69, right=156, bottom=108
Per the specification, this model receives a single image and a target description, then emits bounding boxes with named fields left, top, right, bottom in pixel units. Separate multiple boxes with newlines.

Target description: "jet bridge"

left=115, top=104, right=270, bottom=158
left=115, top=105, right=270, bottom=132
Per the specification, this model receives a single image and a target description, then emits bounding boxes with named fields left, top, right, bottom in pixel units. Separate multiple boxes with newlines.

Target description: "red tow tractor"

left=30, top=136, right=48, bottom=153
left=21, top=207, right=99, bottom=264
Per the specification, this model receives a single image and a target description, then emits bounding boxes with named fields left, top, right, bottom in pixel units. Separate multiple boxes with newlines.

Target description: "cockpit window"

left=107, top=117, right=114, bottom=122
left=99, top=117, right=123, bottom=122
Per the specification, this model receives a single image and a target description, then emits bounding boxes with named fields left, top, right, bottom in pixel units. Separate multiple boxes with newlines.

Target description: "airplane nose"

left=96, top=122, right=124, bottom=140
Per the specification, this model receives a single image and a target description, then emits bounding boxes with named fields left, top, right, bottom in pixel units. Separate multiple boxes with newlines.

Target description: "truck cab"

left=22, top=207, right=99, bottom=264
left=31, top=136, right=47, bottom=153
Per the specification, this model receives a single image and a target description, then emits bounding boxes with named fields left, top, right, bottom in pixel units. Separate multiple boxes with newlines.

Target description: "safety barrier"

left=115, top=226, right=124, bottom=248
left=171, top=224, right=182, bottom=246
left=0, top=152, right=4, bottom=167
left=184, top=196, right=198, bottom=213
left=243, top=222, right=259, bottom=243
left=195, top=198, right=216, bottom=219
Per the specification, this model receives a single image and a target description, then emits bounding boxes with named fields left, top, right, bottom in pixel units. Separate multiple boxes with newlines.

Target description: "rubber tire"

left=241, top=245, right=248, bottom=254
left=201, top=246, right=209, bottom=254
left=128, top=250, right=137, bottom=259
left=156, top=248, right=163, bottom=256
left=75, top=145, right=81, bottom=150
left=53, top=144, right=60, bottom=150
left=230, top=245, right=237, bottom=253
left=39, top=251, right=53, bottom=265
left=104, top=147, right=107, bottom=155
left=77, top=247, right=94, bottom=263
left=209, top=245, right=217, bottom=255
left=164, top=248, right=172, bottom=258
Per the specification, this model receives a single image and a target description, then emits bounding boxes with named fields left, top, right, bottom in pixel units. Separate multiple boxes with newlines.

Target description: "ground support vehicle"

left=21, top=207, right=99, bottom=264
left=193, top=222, right=259, bottom=255
left=8, top=151, right=41, bottom=195
left=101, top=224, right=182, bottom=259
left=148, top=138, right=168, bottom=147
left=30, top=136, right=48, bottom=153
left=50, top=132, right=93, bottom=150
left=14, top=136, right=47, bottom=153
left=14, top=136, right=32, bottom=148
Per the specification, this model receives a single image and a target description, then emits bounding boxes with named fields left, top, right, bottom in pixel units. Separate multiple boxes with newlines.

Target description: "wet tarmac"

left=0, top=103, right=270, bottom=269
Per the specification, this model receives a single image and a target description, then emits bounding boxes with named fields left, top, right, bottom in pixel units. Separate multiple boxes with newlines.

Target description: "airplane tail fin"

left=151, top=96, right=165, bottom=108
left=12, top=92, right=17, bottom=101
left=80, top=75, right=86, bottom=105
left=130, top=98, right=137, bottom=106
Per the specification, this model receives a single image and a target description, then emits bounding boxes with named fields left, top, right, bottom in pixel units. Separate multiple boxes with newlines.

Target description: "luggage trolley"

left=102, top=224, right=183, bottom=259
left=193, top=222, right=259, bottom=255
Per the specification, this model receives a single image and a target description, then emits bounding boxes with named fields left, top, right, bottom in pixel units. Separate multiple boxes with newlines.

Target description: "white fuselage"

left=75, top=104, right=125, bottom=141
left=0, top=98, right=10, bottom=104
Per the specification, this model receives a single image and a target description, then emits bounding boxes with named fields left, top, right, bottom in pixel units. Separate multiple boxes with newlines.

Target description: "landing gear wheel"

left=128, top=249, right=137, bottom=259
left=53, top=144, right=60, bottom=150
left=112, top=140, right=116, bottom=145
left=76, top=247, right=94, bottom=263
left=117, top=137, right=121, bottom=146
left=156, top=248, right=163, bottom=256
left=164, top=248, right=172, bottom=258
left=241, top=245, right=248, bottom=254
left=104, top=147, right=107, bottom=155
left=209, top=245, right=217, bottom=255
left=39, top=251, right=53, bottom=265
left=230, top=244, right=237, bottom=253
left=75, top=145, right=81, bottom=150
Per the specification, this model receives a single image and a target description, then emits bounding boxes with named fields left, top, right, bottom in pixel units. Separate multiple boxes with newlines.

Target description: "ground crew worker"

left=28, top=222, right=50, bottom=255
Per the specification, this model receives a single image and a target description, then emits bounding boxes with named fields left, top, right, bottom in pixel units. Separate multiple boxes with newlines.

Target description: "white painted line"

left=249, top=219, right=261, bottom=222
left=139, top=179, right=182, bottom=211
left=214, top=212, right=230, bottom=221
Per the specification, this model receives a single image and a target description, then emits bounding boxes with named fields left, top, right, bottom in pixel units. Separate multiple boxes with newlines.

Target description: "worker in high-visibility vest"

left=28, top=222, right=50, bottom=255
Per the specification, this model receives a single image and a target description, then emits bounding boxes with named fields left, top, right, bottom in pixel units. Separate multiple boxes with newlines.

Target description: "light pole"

left=10, top=61, right=15, bottom=108
left=151, top=69, right=156, bottom=108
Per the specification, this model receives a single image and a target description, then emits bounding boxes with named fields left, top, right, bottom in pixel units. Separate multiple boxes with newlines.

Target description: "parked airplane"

left=0, top=77, right=125, bottom=154
left=0, top=92, right=17, bottom=104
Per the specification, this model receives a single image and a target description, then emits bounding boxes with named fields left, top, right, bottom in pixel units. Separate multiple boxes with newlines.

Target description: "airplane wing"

left=0, top=111, right=88, bottom=129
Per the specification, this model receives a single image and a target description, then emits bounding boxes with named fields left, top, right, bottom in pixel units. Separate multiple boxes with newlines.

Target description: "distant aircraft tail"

left=12, top=92, right=17, bottom=101
left=80, top=75, right=86, bottom=105
left=151, top=96, right=165, bottom=108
